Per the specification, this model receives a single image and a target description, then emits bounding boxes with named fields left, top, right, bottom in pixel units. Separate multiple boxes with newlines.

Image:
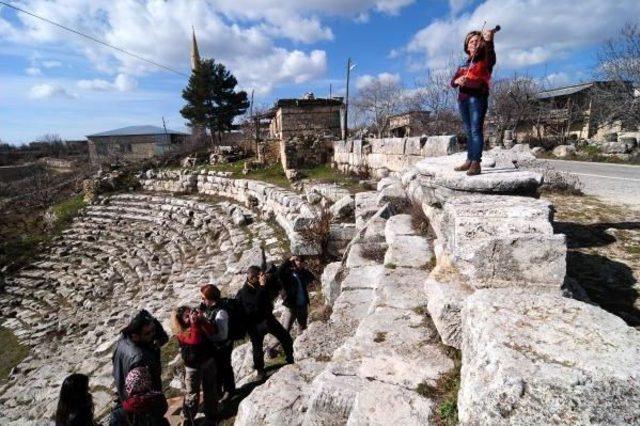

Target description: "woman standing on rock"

left=451, top=26, right=499, bottom=175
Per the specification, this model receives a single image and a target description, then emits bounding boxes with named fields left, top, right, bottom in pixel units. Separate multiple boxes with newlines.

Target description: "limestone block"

left=452, top=233, right=566, bottom=288
left=303, top=370, right=366, bottom=425
left=459, top=288, right=640, bottom=425
left=355, top=191, right=379, bottom=229
left=376, top=176, right=401, bottom=192
left=601, top=141, right=632, bottom=154
left=372, top=267, right=429, bottom=311
left=404, top=136, right=424, bottom=156
left=235, top=360, right=325, bottom=426
left=345, top=243, right=384, bottom=268
left=321, top=262, right=343, bottom=306
left=414, top=153, right=542, bottom=196
left=328, top=223, right=357, bottom=257
left=227, top=246, right=264, bottom=274
left=329, top=195, right=355, bottom=222
left=376, top=184, right=409, bottom=212
left=347, top=381, right=434, bottom=426
left=333, top=306, right=454, bottom=389
left=384, top=214, right=416, bottom=244
left=424, top=276, right=473, bottom=349
left=384, top=235, right=433, bottom=269
left=552, top=144, right=576, bottom=158
left=421, top=135, right=459, bottom=157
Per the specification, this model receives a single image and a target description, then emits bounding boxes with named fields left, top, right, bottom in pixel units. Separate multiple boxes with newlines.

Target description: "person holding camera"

left=278, top=256, right=315, bottom=332
left=171, top=306, right=218, bottom=425
left=199, top=284, right=236, bottom=402
left=236, top=265, right=294, bottom=381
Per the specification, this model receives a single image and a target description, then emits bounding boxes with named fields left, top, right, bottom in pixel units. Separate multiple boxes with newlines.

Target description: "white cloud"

left=405, top=0, right=640, bottom=71
left=78, top=73, right=137, bottom=92
left=42, top=60, right=62, bottom=68
left=1, top=0, right=416, bottom=94
left=29, top=83, right=74, bottom=99
left=356, top=72, right=401, bottom=90
left=25, top=67, right=42, bottom=76
left=448, top=0, right=472, bottom=15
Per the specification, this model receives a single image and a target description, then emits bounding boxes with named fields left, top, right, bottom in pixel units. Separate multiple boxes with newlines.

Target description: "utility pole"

left=344, top=57, right=352, bottom=140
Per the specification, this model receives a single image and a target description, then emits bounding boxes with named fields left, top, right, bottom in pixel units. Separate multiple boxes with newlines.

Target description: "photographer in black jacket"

left=236, top=265, right=294, bottom=381
left=278, top=256, right=315, bottom=332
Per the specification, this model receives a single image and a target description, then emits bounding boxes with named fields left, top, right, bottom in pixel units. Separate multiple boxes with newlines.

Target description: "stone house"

left=87, top=125, right=189, bottom=164
left=387, top=111, right=430, bottom=137
left=513, top=81, right=635, bottom=142
left=266, top=95, right=344, bottom=140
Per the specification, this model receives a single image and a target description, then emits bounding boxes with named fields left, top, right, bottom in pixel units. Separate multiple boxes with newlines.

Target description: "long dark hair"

left=55, top=373, right=94, bottom=426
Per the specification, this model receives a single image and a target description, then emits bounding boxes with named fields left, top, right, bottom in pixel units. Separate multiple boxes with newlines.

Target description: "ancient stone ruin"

left=1, top=136, right=638, bottom=424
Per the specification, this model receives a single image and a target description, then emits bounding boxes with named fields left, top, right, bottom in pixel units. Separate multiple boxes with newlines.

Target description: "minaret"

left=191, top=26, right=201, bottom=71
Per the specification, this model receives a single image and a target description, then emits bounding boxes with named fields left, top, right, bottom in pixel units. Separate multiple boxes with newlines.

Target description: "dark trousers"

left=458, top=94, right=488, bottom=162
left=248, top=316, right=294, bottom=371
left=215, top=342, right=236, bottom=394
left=282, top=304, right=309, bottom=332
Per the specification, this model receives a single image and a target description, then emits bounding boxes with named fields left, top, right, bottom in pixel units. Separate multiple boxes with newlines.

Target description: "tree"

left=181, top=59, right=250, bottom=145
left=488, top=75, right=539, bottom=144
left=592, top=23, right=640, bottom=131
left=352, top=77, right=406, bottom=137
left=407, top=67, right=461, bottom=135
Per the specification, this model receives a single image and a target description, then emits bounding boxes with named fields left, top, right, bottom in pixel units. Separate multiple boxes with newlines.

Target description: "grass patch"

left=416, top=346, right=461, bottom=426
left=0, top=193, right=86, bottom=271
left=298, top=164, right=364, bottom=193
left=0, top=326, right=29, bottom=383
left=51, top=194, right=86, bottom=232
left=195, top=158, right=291, bottom=188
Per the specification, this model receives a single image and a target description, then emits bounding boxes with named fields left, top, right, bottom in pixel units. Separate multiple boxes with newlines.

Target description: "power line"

left=0, top=1, right=188, bottom=77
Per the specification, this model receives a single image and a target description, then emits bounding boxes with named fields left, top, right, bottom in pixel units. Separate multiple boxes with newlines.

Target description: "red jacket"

left=451, top=40, right=496, bottom=100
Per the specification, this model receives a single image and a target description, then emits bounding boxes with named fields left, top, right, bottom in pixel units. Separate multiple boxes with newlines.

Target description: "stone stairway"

left=234, top=204, right=454, bottom=425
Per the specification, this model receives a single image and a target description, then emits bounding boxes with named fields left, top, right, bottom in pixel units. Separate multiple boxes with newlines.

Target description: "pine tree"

left=180, top=59, right=249, bottom=144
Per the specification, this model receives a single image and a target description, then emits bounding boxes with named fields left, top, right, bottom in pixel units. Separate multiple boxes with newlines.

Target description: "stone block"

left=459, top=288, right=640, bottom=425
left=384, top=235, right=433, bottom=269
left=321, top=262, right=343, bottom=306
left=376, top=184, right=409, bottom=212
left=384, top=214, right=416, bottom=244
left=421, top=135, right=458, bottom=157
left=424, top=276, right=473, bottom=349
left=329, top=195, right=355, bottom=222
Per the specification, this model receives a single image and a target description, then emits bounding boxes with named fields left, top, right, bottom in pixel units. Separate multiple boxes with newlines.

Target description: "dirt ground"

left=546, top=192, right=640, bottom=328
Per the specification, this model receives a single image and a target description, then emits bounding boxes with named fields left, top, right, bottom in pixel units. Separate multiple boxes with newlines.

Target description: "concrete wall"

left=333, top=135, right=459, bottom=176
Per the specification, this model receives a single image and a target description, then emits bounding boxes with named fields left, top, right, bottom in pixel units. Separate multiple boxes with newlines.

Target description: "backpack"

left=217, top=298, right=247, bottom=341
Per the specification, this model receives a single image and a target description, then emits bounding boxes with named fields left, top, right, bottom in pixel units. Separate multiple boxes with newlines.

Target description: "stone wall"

left=333, top=135, right=459, bottom=177
left=140, top=170, right=320, bottom=255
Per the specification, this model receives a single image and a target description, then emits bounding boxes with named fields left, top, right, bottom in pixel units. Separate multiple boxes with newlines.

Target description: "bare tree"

left=353, top=77, right=406, bottom=137
left=407, top=67, right=461, bottom=135
left=488, top=75, right=540, bottom=144
left=592, top=22, right=640, bottom=131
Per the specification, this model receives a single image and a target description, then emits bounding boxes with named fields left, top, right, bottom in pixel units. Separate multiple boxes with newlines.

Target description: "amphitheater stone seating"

left=0, top=192, right=286, bottom=422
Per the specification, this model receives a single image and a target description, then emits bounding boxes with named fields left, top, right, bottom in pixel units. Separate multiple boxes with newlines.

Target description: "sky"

left=1, top=0, right=638, bottom=145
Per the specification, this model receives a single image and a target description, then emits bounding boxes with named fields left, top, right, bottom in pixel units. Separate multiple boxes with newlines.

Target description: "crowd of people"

left=54, top=255, right=316, bottom=426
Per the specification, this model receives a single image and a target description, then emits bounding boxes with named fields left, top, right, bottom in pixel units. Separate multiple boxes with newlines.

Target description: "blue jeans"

left=458, top=95, right=488, bottom=162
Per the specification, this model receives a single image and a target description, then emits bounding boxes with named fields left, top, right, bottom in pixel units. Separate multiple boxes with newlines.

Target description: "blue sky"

left=1, top=0, right=638, bottom=145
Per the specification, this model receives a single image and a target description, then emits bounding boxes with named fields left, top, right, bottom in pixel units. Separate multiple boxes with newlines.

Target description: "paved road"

left=543, top=159, right=640, bottom=209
